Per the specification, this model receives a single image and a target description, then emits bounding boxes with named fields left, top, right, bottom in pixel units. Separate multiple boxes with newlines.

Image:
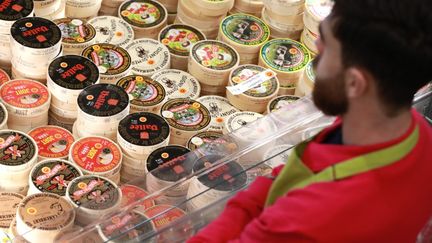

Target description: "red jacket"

left=189, top=110, right=432, bottom=243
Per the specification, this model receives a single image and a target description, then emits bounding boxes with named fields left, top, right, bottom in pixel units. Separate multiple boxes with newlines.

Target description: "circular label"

left=0, top=79, right=50, bottom=109
left=82, top=44, right=131, bottom=76
left=151, top=69, right=200, bottom=99
left=88, top=16, right=134, bottom=47
left=144, top=205, right=185, bottom=229
left=197, top=96, right=238, bottom=131
left=31, top=160, right=82, bottom=196
left=48, top=55, right=99, bottom=90
left=0, top=192, right=23, bottom=229
left=116, top=75, right=166, bottom=108
left=67, top=176, right=120, bottom=210
left=100, top=211, right=155, bottom=241
left=0, top=0, right=33, bottom=22
left=161, top=99, right=211, bottom=131
left=18, top=193, right=74, bottom=231
left=305, top=60, right=315, bottom=82
left=77, top=84, right=129, bottom=117
left=125, top=38, right=170, bottom=76
left=159, top=24, right=205, bottom=57
left=260, top=39, right=311, bottom=73
left=71, top=137, right=121, bottom=173
left=0, top=131, right=36, bottom=167
left=191, top=40, right=238, bottom=70
left=306, top=0, right=333, bottom=20
left=221, top=14, right=270, bottom=46
left=118, top=112, right=170, bottom=147
left=187, top=131, right=234, bottom=152
left=226, top=111, right=263, bottom=132
left=119, top=0, right=166, bottom=28
left=28, top=126, right=74, bottom=159
left=11, top=17, right=61, bottom=49
left=269, top=95, right=300, bottom=113
left=230, top=65, right=278, bottom=97
left=146, top=145, right=194, bottom=182
left=54, top=18, right=96, bottom=44
left=120, top=185, right=154, bottom=209
left=193, top=155, right=247, bottom=191
left=0, top=69, right=10, bottom=86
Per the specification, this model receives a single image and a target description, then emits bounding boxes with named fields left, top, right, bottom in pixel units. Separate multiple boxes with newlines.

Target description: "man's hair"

left=331, top=0, right=432, bottom=113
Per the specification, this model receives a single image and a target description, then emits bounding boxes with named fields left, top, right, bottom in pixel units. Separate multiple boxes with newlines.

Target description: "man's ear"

left=344, top=67, right=369, bottom=99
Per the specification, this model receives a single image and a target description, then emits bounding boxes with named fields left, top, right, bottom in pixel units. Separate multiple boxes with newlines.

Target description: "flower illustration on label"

left=35, top=163, right=67, bottom=185
left=170, top=104, right=203, bottom=126
left=72, top=179, right=104, bottom=200
left=4, top=145, right=25, bottom=160
left=122, top=2, right=160, bottom=25
left=88, top=189, right=111, bottom=204
left=195, top=44, right=232, bottom=68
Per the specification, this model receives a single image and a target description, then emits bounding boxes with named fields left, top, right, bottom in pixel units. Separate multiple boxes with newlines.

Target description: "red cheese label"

left=120, top=185, right=155, bottom=209
left=29, top=126, right=74, bottom=158
left=71, top=137, right=121, bottom=173
left=0, top=79, right=49, bottom=109
left=0, top=69, right=9, bottom=86
left=144, top=205, right=185, bottom=229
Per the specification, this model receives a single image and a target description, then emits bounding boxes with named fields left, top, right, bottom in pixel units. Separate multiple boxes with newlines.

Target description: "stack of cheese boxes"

left=0, top=0, right=333, bottom=242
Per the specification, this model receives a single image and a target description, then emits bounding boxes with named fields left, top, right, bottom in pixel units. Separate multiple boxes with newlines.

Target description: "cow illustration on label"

left=20, top=94, right=40, bottom=105
left=97, top=148, right=114, bottom=165
left=48, top=139, right=68, bottom=154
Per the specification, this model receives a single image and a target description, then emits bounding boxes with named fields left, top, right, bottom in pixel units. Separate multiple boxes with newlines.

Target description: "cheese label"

left=146, top=145, right=193, bottom=182
left=225, top=111, right=263, bottom=132
left=144, top=205, right=185, bottom=229
left=197, top=96, right=238, bottom=131
left=120, top=185, right=154, bottom=209
left=160, top=24, right=205, bottom=57
left=100, top=211, right=155, bottom=241
left=229, top=65, right=278, bottom=97
left=161, top=98, right=211, bottom=131
left=0, top=79, right=50, bottom=109
left=117, top=75, right=166, bottom=108
left=120, top=0, right=166, bottom=28
left=88, top=16, right=134, bottom=48
left=305, top=60, right=316, bottom=82
left=268, top=95, right=300, bottom=113
left=193, top=155, right=247, bottom=191
left=0, top=68, right=9, bottom=86
left=29, top=126, right=74, bottom=159
left=71, top=137, right=121, bottom=173
left=82, top=44, right=131, bottom=76
left=0, top=0, right=33, bottom=22
left=118, top=112, right=170, bottom=147
left=77, top=84, right=129, bottom=117
left=68, top=176, right=120, bottom=210
left=126, top=38, right=170, bottom=77
left=187, top=131, right=235, bottom=153
left=221, top=14, right=270, bottom=46
left=18, top=193, right=74, bottom=230
left=48, top=55, right=99, bottom=90
left=260, top=39, right=311, bottom=73
left=55, top=18, right=96, bottom=44
left=306, top=0, right=333, bottom=20
left=0, top=192, right=23, bottom=229
left=151, top=69, right=200, bottom=99
left=191, top=40, right=238, bottom=70
left=11, top=17, right=61, bottom=49
left=31, top=160, right=82, bottom=196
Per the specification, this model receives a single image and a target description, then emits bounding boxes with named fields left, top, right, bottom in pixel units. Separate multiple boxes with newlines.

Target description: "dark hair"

left=331, top=0, right=432, bottom=112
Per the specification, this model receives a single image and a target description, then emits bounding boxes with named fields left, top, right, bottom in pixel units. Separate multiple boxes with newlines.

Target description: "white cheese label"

left=227, top=69, right=276, bottom=95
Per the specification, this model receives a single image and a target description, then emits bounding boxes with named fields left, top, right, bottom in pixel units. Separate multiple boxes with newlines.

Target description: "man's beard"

left=312, top=56, right=348, bottom=116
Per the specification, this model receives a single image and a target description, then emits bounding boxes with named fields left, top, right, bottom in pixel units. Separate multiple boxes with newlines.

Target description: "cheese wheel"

left=259, top=38, right=311, bottom=86
left=187, top=155, right=247, bottom=211
left=159, top=24, right=206, bottom=71
left=278, top=85, right=296, bottom=95
left=261, top=7, right=304, bottom=40
left=48, top=111, right=74, bottom=133
left=262, top=0, right=304, bottom=16
left=28, top=159, right=83, bottom=196
left=226, top=65, right=279, bottom=113
left=0, top=34, right=11, bottom=69
left=159, top=0, right=178, bottom=13
left=151, top=69, right=201, bottom=100
left=65, top=0, right=102, bottom=19
left=304, top=0, right=333, bottom=34
left=28, top=125, right=75, bottom=161
left=300, top=27, right=319, bottom=55
left=125, top=38, right=171, bottom=78
left=176, top=0, right=226, bottom=29
left=16, top=193, right=75, bottom=243
left=0, top=192, right=23, bottom=233
left=160, top=98, right=211, bottom=145
left=117, top=112, right=170, bottom=158
left=66, top=175, right=122, bottom=225
left=266, top=95, right=300, bottom=114
left=82, top=43, right=132, bottom=84
left=0, top=0, right=34, bottom=35
left=188, top=40, right=240, bottom=87
left=53, top=18, right=97, bottom=56
left=33, top=0, right=63, bottom=17
left=120, top=184, right=155, bottom=209
left=116, top=75, right=167, bottom=114
left=295, top=60, right=315, bottom=96
left=118, top=0, right=168, bottom=39
left=143, top=204, right=186, bottom=231
left=197, top=95, right=239, bottom=132
left=88, top=16, right=134, bottom=48
left=234, top=0, right=263, bottom=13
left=69, top=136, right=122, bottom=178
left=186, top=130, right=237, bottom=158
